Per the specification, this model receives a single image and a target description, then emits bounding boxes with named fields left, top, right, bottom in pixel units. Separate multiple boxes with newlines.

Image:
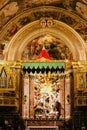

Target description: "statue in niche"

left=54, top=100, right=62, bottom=119
left=79, top=75, right=84, bottom=88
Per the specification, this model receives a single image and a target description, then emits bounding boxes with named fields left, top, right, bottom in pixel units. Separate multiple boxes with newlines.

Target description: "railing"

left=0, top=92, right=18, bottom=106
left=0, top=87, right=16, bottom=91
left=0, top=97, right=17, bottom=106
left=75, top=96, right=87, bottom=106
left=28, top=126, right=59, bottom=130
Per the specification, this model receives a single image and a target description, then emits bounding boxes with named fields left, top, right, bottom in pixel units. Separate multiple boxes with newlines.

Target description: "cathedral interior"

left=0, top=0, right=87, bottom=130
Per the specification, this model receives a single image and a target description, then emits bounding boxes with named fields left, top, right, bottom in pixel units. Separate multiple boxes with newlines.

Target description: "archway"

left=5, top=19, right=86, bottom=61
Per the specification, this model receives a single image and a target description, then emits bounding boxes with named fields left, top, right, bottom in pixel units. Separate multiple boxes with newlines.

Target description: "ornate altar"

left=21, top=59, right=72, bottom=128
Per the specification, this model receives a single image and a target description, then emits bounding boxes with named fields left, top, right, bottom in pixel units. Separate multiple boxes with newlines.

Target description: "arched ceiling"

left=6, top=19, right=86, bottom=61
left=0, top=1, right=87, bottom=61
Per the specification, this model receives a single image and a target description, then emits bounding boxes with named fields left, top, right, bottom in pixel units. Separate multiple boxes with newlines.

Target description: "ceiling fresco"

left=0, top=0, right=87, bottom=27
left=0, top=0, right=87, bottom=61
left=0, top=0, right=87, bottom=30
left=0, top=0, right=87, bottom=40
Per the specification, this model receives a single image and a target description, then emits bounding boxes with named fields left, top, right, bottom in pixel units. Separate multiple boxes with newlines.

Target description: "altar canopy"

left=22, top=47, right=66, bottom=71
left=36, top=49, right=53, bottom=60
left=22, top=61, right=65, bottom=69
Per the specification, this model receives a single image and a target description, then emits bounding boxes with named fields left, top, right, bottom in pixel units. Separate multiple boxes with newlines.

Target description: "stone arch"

left=5, top=19, right=86, bottom=61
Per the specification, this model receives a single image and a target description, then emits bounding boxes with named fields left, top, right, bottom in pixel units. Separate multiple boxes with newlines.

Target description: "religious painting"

left=23, top=72, right=71, bottom=120
left=21, top=35, right=73, bottom=61
left=0, top=0, right=87, bottom=32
